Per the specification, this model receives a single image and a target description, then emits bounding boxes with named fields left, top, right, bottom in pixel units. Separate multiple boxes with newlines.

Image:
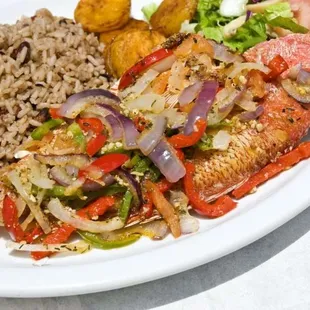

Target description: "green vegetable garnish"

left=195, top=0, right=308, bottom=53
left=267, top=16, right=308, bottom=34
left=224, top=14, right=267, bottom=53
left=78, top=231, right=141, bottom=250
left=119, top=190, right=133, bottom=222
left=127, top=153, right=161, bottom=182
left=47, top=185, right=83, bottom=199
left=196, top=0, right=233, bottom=43
left=67, top=122, right=86, bottom=150
left=197, top=134, right=214, bottom=151
left=142, top=2, right=158, bottom=21
left=72, top=184, right=127, bottom=210
left=101, top=145, right=126, bottom=155
left=31, top=119, right=64, bottom=140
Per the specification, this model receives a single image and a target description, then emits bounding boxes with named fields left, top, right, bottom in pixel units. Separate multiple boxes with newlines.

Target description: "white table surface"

left=1, top=207, right=310, bottom=310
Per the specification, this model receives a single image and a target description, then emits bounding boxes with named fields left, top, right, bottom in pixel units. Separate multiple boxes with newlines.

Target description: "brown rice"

left=0, top=8, right=111, bottom=166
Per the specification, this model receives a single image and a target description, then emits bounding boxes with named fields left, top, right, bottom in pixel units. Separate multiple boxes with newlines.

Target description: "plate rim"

left=0, top=0, right=309, bottom=298
left=1, top=161, right=309, bottom=298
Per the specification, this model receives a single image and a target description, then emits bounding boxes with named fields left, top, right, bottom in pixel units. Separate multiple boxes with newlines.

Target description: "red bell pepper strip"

left=156, top=178, right=173, bottom=193
left=145, top=180, right=181, bottom=238
left=79, top=153, right=129, bottom=179
left=168, top=119, right=207, bottom=149
left=184, top=162, right=237, bottom=218
left=2, top=195, right=25, bottom=242
left=141, top=192, right=153, bottom=219
left=142, top=177, right=174, bottom=218
left=77, top=196, right=115, bottom=219
left=86, top=134, right=107, bottom=157
left=232, top=142, right=310, bottom=199
left=175, top=148, right=185, bottom=162
left=87, top=153, right=129, bottom=173
left=49, top=108, right=62, bottom=119
left=77, top=118, right=106, bottom=156
left=32, top=196, right=115, bottom=260
left=24, top=225, right=44, bottom=244
left=263, top=55, right=289, bottom=82
left=77, top=118, right=104, bottom=135
left=118, top=48, right=174, bottom=90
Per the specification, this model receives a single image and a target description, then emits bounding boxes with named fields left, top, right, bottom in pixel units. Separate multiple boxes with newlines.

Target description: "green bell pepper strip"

left=47, top=185, right=83, bottom=199
left=100, top=145, right=127, bottom=155
left=119, top=190, right=133, bottom=222
left=126, top=153, right=161, bottom=182
left=67, top=122, right=86, bottom=150
left=78, top=231, right=141, bottom=250
left=71, top=184, right=127, bottom=210
left=31, top=119, right=64, bottom=140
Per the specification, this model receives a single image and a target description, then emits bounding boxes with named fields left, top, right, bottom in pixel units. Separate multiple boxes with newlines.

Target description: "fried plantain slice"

left=104, top=29, right=165, bottom=78
left=99, top=18, right=150, bottom=45
left=150, top=0, right=198, bottom=37
left=74, top=0, right=131, bottom=33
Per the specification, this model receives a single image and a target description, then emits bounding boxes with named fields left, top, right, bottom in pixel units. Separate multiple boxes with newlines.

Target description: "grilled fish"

left=192, top=86, right=310, bottom=201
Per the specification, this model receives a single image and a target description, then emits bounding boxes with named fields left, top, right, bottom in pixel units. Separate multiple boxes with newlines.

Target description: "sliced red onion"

left=82, top=106, right=124, bottom=142
left=281, top=79, right=310, bottom=104
left=82, top=174, right=115, bottom=192
left=246, top=10, right=252, bottom=21
left=218, top=88, right=243, bottom=113
left=116, top=168, right=143, bottom=208
left=104, top=115, right=123, bottom=142
left=50, top=166, right=73, bottom=186
left=178, top=81, right=203, bottom=106
left=34, top=154, right=90, bottom=168
left=148, top=139, right=186, bottom=183
left=169, top=190, right=199, bottom=234
left=59, top=89, right=120, bottom=119
left=287, top=64, right=302, bottom=80
left=297, top=68, right=310, bottom=85
left=121, top=69, right=160, bottom=98
left=66, top=165, right=79, bottom=178
left=137, top=115, right=167, bottom=156
left=96, top=103, right=139, bottom=150
left=236, top=90, right=257, bottom=111
left=151, top=54, right=177, bottom=73
left=239, top=105, right=264, bottom=121
left=184, top=80, right=218, bottom=135
left=208, top=40, right=243, bottom=63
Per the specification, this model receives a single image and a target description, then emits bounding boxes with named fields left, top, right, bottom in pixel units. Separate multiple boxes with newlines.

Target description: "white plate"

left=0, top=0, right=309, bottom=298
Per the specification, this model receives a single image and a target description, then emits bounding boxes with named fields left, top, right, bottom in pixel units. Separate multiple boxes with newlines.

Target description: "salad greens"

left=196, top=0, right=233, bottom=42
left=223, top=14, right=267, bottom=53
left=194, top=0, right=308, bottom=53
left=142, top=2, right=158, bottom=21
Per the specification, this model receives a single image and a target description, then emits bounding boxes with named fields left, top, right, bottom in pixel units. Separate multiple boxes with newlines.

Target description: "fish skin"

left=243, top=34, right=310, bottom=77
left=192, top=86, right=310, bottom=201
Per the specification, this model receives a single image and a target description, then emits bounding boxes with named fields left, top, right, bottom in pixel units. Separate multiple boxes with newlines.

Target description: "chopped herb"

left=196, top=134, right=214, bottom=151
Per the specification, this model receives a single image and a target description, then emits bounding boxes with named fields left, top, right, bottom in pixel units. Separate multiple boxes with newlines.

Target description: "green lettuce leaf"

left=223, top=14, right=267, bottom=53
left=264, top=2, right=294, bottom=20
left=267, top=16, right=309, bottom=34
left=264, top=2, right=308, bottom=34
left=196, top=0, right=233, bottom=42
left=141, top=2, right=158, bottom=22
left=195, top=0, right=308, bottom=53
